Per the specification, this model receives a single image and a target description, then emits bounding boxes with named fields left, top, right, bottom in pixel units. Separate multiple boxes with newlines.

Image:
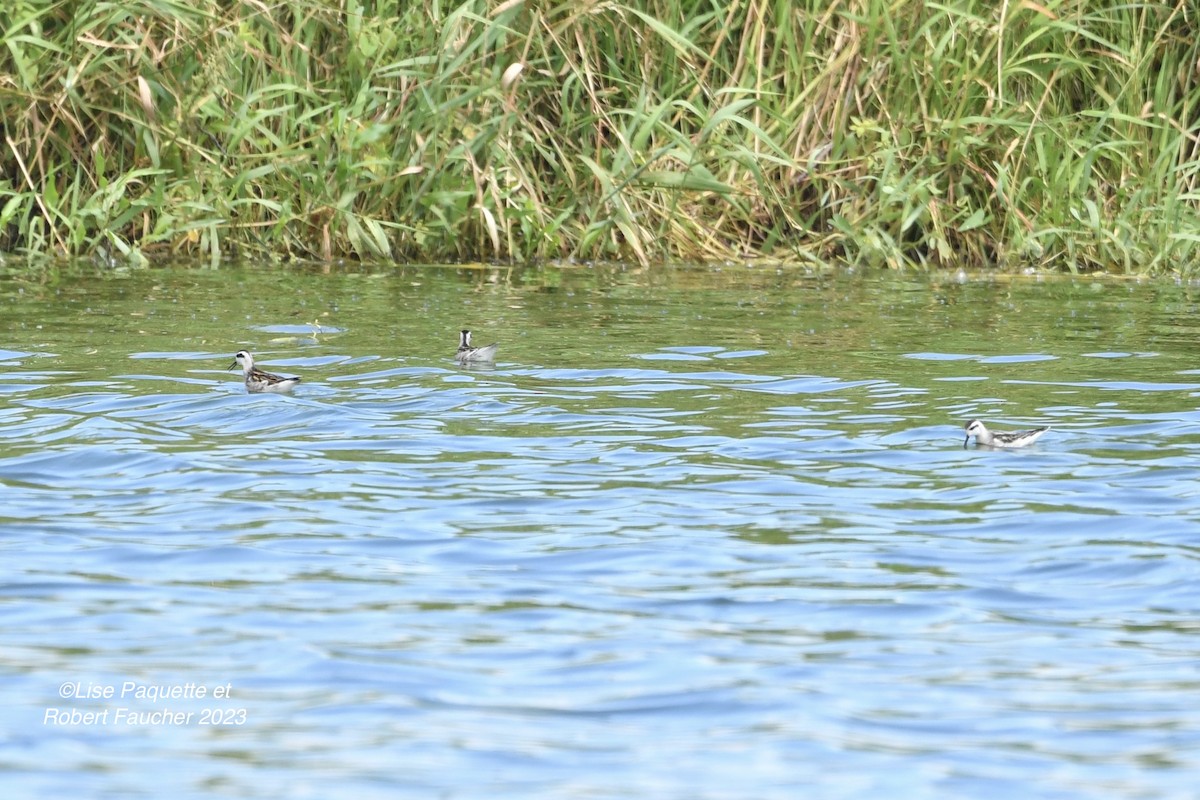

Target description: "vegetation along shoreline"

left=2, top=1, right=1197, bottom=273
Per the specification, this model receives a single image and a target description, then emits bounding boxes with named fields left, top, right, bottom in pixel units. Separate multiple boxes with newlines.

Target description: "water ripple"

left=4, top=270, right=1200, bottom=798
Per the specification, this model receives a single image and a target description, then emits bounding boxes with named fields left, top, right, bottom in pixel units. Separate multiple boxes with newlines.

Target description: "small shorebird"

left=455, top=329, right=498, bottom=363
left=229, top=350, right=301, bottom=394
left=964, top=419, right=1049, bottom=449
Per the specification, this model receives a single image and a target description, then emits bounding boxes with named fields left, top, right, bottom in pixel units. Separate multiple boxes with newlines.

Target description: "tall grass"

left=1, top=0, right=1198, bottom=271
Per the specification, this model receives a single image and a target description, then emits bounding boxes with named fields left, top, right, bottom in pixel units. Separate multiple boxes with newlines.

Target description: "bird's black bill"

left=228, top=360, right=238, bottom=370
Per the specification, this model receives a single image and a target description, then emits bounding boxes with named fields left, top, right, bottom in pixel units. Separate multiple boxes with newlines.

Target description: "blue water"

left=2, top=264, right=1200, bottom=798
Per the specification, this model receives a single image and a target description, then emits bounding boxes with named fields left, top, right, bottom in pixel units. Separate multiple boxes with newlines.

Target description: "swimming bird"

left=229, top=350, right=301, bottom=394
left=963, top=419, right=1049, bottom=449
left=455, top=329, right=498, bottom=363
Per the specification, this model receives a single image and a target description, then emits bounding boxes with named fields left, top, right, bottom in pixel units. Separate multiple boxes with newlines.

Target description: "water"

left=3, top=263, right=1200, bottom=798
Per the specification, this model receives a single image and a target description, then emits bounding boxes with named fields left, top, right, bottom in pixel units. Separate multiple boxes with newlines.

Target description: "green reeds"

left=1, top=0, right=1198, bottom=271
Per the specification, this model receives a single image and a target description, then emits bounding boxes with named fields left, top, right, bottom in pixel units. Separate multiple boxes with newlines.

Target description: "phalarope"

left=964, top=419, right=1049, bottom=449
left=455, top=329, right=498, bottom=363
left=229, top=350, right=301, bottom=394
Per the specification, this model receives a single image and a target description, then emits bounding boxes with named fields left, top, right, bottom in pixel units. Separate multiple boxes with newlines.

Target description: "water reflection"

left=2, top=264, right=1199, bottom=797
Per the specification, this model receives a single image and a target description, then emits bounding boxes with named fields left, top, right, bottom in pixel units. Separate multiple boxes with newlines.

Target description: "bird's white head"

left=963, top=419, right=987, bottom=446
left=230, top=350, right=254, bottom=372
